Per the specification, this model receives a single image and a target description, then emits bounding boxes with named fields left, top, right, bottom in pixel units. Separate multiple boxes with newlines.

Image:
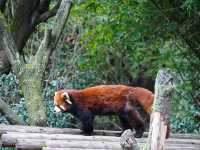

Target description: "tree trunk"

left=0, top=0, right=72, bottom=125
left=20, top=65, right=46, bottom=126
left=147, top=69, right=173, bottom=150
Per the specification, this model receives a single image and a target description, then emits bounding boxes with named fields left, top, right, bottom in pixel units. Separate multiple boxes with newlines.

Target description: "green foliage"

left=0, top=73, right=21, bottom=104
left=0, top=115, right=8, bottom=124
left=63, top=1, right=161, bottom=85
left=171, top=84, right=200, bottom=133
left=0, top=73, right=26, bottom=124
left=11, top=98, right=29, bottom=124
left=94, top=116, right=121, bottom=130
left=0, top=148, right=15, bottom=150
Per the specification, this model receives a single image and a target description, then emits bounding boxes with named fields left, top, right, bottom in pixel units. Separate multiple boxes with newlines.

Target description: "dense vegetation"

left=0, top=0, right=200, bottom=137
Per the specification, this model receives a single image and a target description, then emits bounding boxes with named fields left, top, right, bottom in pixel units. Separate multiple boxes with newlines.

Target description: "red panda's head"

left=53, top=90, right=72, bottom=113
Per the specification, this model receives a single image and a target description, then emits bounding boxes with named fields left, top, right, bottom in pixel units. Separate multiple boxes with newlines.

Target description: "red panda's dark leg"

left=128, top=109, right=145, bottom=138
left=124, top=103, right=145, bottom=138
left=166, top=122, right=170, bottom=138
left=119, top=115, right=132, bottom=131
left=79, top=111, right=94, bottom=136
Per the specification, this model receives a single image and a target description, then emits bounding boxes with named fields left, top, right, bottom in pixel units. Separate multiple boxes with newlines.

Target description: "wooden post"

left=147, top=69, right=173, bottom=150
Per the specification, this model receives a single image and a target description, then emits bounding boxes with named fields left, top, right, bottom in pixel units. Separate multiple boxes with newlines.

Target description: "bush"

left=0, top=148, right=15, bottom=150
left=0, top=73, right=24, bottom=124
left=170, top=79, right=200, bottom=133
left=0, top=73, right=21, bottom=104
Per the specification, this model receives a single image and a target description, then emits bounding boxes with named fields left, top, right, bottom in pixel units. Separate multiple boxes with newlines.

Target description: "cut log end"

left=120, top=129, right=139, bottom=150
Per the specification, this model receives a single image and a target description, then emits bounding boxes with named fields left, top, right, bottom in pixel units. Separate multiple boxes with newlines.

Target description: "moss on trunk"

left=20, top=64, right=46, bottom=126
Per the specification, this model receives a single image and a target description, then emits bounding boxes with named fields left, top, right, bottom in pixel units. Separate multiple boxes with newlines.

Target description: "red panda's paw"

left=80, top=130, right=93, bottom=136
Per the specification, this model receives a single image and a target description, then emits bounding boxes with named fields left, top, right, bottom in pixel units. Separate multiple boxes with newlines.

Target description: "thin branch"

left=33, top=27, right=51, bottom=70
left=34, top=0, right=72, bottom=72
left=0, top=13, right=24, bottom=75
left=10, top=0, right=16, bottom=17
left=51, top=0, right=73, bottom=47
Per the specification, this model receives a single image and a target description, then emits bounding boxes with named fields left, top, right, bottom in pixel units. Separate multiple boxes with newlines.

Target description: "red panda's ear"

left=62, top=92, right=72, bottom=105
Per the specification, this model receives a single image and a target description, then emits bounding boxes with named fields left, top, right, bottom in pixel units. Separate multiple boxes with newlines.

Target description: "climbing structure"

left=0, top=124, right=200, bottom=150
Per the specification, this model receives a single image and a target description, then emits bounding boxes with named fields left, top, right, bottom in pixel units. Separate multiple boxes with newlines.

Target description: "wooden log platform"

left=0, top=125, right=200, bottom=150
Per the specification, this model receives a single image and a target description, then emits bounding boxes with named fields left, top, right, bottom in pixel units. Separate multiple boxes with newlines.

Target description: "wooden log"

left=42, top=148, right=114, bottom=150
left=42, top=147, right=200, bottom=150
left=169, top=133, right=200, bottom=139
left=46, top=140, right=119, bottom=149
left=147, top=69, right=173, bottom=150
left=16, top=139, right=44, bottom=150
left=0, top=124, right=121, bottom=136
left=165, top=146, right=200, bottom=150
left=16, top=139, right=121, bottom=150
left=14, top=139, right=200, bottom=150
left=1, top=132, right=120, bottom=146
left=120, top=129, right=139, bottom=150
left=1, top=124, right=199, bottom=139
left=2, top=131, right=200, bottom=147
left=45, top=142, right=200, bottom=150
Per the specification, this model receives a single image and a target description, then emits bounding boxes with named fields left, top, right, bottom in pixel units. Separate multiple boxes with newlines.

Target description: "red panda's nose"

left=54, top=106, right=62, bottom=113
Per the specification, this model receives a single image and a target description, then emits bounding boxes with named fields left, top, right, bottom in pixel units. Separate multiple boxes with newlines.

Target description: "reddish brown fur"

left=54, top=85, right=153, bottom=113
left=54, top=85, right=155, bottom=137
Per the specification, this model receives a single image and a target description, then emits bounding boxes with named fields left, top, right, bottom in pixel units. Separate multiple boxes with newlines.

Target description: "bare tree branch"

left=51, top=0, right=72, bottom=46
left=35, top=0, right=73, bottom=70
left=0, top=13, right=24, bottom=75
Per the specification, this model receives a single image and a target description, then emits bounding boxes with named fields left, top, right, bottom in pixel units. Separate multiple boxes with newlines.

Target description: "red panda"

left=53, top=85, right=154, bottom=138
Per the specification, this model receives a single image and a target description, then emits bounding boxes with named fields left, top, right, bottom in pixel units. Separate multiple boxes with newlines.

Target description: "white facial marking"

left=54, top=106, right=61, bottom=113
left=60, top=105, right=66, bottom=111
left=55, top=92, right=57, bottom=95
left=66, top=99, right=72, bottom=105
left=63, top=92, right=69, bottom=98
left=62, top=92, right=72, bottom=105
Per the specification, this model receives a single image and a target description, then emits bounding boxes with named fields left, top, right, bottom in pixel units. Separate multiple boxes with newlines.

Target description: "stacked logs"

left=0, top=124, right=200, bottom=150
